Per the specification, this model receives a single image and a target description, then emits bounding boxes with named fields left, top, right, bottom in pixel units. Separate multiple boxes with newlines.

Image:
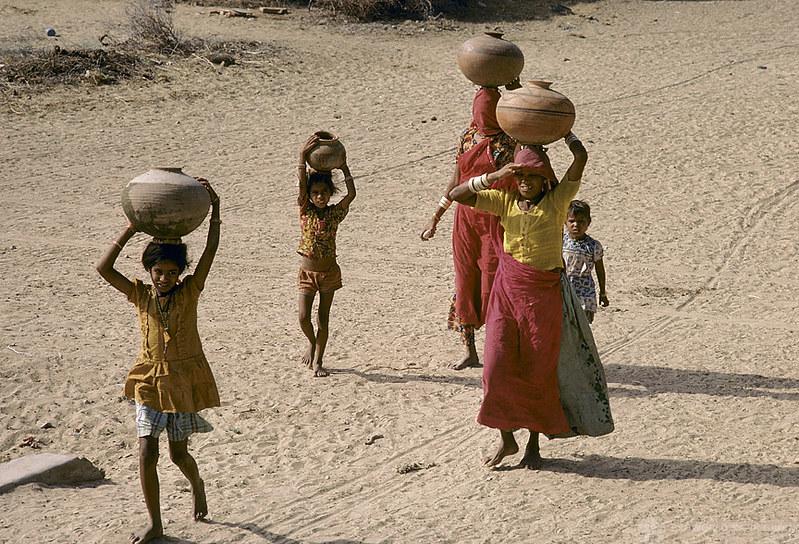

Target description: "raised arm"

left=596, top=258, right=609, bottom=307
left=420, top=165, right=460, bottom=241
left=337, top=158, right=356, bottom=210
left=449, top=162, right=519, bottom=207
left=192, top=178, right=221, bottom=291
left=96, top=224, right=138, bottom=298
left=297, top=134, right=320, bottom=207
left=562, top=132, right=588, bottom=183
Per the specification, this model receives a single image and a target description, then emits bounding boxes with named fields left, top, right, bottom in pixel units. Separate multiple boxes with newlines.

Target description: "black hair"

left=306, top=170, right=338, bottom=196
left=568, top=199, right=592, bottom=222
left=141, top=242, right=190, bottom=273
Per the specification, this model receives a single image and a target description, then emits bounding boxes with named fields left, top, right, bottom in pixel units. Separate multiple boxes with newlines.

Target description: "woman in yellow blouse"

left=450, top=135, right=613, bottom=469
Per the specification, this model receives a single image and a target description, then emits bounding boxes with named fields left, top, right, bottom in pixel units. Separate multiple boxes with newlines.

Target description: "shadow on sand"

left=606, top=363, right=799, bottom=401
left=495, top=454, right=799, bottom=487
left=206, top=519, right=366, bottom=543
left=334, top=364, right=799, bottom=402
left=430, top=0, right=599, bottom=23
left=331, top=367, right=482, bottom=388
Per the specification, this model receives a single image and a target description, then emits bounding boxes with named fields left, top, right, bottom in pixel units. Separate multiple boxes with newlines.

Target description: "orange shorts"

left=298, top=263, right=342, bottom=294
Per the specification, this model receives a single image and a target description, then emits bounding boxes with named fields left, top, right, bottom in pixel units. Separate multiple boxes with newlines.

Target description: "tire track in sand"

left=599, top=178, right=799, bottom=360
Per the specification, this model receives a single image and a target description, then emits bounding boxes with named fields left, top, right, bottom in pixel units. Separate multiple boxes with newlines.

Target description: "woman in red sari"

left=450, top=134, right=613, bottom=469
left=421, top=87, right=516, bottom=370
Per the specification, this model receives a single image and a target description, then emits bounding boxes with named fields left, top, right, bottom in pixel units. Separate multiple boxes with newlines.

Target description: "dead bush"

left=175, top=0, right=467, bottom=19
left=126, top=0, right=189, bottom=54
left=311, top=0, right=433, bottom=19
left=0, top=46, right=146, bottom=88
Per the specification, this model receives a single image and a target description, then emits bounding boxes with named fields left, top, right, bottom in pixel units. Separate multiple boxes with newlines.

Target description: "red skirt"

left=451, top=138, right=515, bottom=328
left=477, top=251, right=571, bottom=435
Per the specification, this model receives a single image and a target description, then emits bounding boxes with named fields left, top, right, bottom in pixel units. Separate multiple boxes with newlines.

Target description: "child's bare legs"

left=483, top=430, right=519, bottom=467
left=169, top=439, right=207, bottom=521
left=452, top=325, right=481, bottom=370
left=518, top=431, right=543, bottom=469
left=312, top=291, right=335, bottom=377
left=131, top=436, right=163, bottom=544
left=298, top=293, right=316, bottom=368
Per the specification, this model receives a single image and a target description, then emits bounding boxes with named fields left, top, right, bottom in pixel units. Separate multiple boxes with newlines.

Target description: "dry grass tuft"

left=0, top=46, right=147, bottom=88
left=126, top=0, right=189, bottom=54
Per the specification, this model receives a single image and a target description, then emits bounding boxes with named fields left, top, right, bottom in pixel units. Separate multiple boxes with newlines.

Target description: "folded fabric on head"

left=471, top=87, right=503, bottom=137
left=514, top=146, right=557, bottom=182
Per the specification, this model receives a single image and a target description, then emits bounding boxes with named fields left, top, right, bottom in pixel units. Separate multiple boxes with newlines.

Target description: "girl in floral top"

left=296, top=133, right=356, bottom=377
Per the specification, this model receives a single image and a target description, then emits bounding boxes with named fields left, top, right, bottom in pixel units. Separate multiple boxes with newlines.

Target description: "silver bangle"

left=565, top=132, right=580, bottom=145
left=467, top=173, right=490, bottom=193
left=438, top=196, right=452, bottom=210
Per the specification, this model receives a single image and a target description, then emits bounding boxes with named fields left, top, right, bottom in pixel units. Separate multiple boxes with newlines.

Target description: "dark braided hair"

left=141, top=241, right=189, bottom=273
left=306, top=170, right=338, bottom=196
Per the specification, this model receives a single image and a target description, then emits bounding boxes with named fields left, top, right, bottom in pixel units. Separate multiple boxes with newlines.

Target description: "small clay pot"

left=456, top=32, right=524, bottom=88
left=121, top=168, right=211, bottom=239
left=306, top=131, right=346, bottom=172
left=496, top=80, right=575, bottom=145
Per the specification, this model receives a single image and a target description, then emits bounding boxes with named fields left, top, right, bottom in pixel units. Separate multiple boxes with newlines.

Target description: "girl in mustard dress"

left=97, top=178, right=221, bottom=544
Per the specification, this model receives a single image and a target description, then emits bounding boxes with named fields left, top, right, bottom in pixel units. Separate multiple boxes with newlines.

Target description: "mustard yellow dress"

left=124, top=275, right=220, bottom=413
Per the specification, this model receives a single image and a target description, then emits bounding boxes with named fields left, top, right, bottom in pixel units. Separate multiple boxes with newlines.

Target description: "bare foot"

left=518, top=450, right=544, bottom=470
left=301, top=346, right=315, bottom=368
left=313, top=363, right=329, bottom=377
left=193, top=478, right=208, bottom=521
left=483, top=432, right=518, bottom=467
left=519, top=431, right=542, bottom=469
left=450, top=352, right=482, bottom=370
left=130, top=523, right=163, bottom=544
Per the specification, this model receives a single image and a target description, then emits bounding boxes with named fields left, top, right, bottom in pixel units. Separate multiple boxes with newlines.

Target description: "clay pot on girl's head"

left=121, top=168, right=211, bottom=239
left=306, top=131, right=346, bottom=172
left=496, top=80, right=575, bottom=145
left=456, top=32, right=524, bottom=88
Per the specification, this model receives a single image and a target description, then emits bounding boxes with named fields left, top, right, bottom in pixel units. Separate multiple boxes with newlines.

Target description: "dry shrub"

left=126, top=0, right=189, bottom=54
left=313, top=0, right=433, bottom=19
left=0, top=46, right=145, bottom=88
left=175, top=0, right=466, bottom=19
left=174, top=0, right=276, bottom=6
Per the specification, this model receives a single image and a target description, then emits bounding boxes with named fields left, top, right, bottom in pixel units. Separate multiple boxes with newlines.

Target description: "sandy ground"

left=1, top=0, right=799, bottom=542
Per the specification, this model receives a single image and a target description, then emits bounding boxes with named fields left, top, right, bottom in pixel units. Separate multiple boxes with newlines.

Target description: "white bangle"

left=467, top=173, right=490, bottom=193
left=438, top=196, right=452, bottom=210
left=565, top=132, right=580, bottom=145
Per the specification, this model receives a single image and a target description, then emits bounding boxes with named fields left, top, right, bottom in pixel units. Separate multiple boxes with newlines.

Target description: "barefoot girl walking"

left=96, top=179, right=221, bottom=543
left=296, top=134, right=356, bottom=377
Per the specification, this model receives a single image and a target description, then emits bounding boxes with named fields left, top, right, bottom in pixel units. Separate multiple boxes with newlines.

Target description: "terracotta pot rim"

left=313, top=131, right=339, bottom=143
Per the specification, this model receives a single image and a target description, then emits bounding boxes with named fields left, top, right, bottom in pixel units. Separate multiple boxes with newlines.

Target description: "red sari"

left=449, top=87, right=516, bottom=330
left=477, top=251, right=571, bottom=435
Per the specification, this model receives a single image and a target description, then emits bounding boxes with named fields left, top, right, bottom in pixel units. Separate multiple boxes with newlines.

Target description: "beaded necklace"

left=154, top=290, right=173, bottom=356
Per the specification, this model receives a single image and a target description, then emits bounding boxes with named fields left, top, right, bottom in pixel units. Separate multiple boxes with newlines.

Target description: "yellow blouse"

left=474, top=179, right=580, bottom=270
left=125, top=275, right=220, bottom=413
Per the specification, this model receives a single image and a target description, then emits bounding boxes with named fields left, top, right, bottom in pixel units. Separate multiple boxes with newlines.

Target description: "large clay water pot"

left=496, top=80, right=575, bottom=145
left=456, top=32, right=524, bottom=88
left=306, top=131, right=346, bottom=172
left=121, top=168, right=211, bottom=239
